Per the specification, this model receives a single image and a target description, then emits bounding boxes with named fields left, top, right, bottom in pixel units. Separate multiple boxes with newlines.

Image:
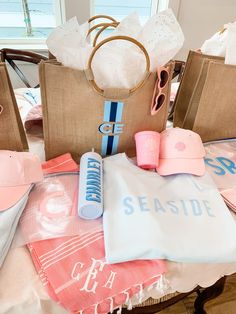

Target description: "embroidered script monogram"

left=71, top=258, right=117, bottom=293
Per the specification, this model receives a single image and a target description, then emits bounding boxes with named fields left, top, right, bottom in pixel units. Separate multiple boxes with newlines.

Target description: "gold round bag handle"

left=87, top=35, right=150, bottom=95
left=93, top=22, right=119, bottom=47
left=88, top=15, right=117, bottom=23
left=87, top=22, right=116, bottom=37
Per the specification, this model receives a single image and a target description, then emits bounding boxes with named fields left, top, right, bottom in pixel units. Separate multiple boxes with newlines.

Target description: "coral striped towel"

left=28, top=154, right=166, bottom=314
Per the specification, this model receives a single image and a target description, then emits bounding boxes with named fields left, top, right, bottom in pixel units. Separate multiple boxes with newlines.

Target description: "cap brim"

left=0, top=185, right=31, bottom=211
left=157, top=158, right=206, bottom=176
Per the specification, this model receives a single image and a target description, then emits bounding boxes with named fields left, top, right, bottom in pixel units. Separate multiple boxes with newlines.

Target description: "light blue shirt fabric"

left=0, top=190, right=30, bottom=266
left=103, top=153, right=236, bottom=264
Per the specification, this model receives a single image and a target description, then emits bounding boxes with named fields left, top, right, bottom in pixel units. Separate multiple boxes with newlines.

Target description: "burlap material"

left=182, top=58, right=213, bottom=130
left=172, top=50, right=236, bottom=142
left=192, top=61, right=236, bottom=142
left=173, top=51, right=224, bottom=128
left=0, top=63, right=28, bottom=151
left=40, top=57, right=174, bottom=161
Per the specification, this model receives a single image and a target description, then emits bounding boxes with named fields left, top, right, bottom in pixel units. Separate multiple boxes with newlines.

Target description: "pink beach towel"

left=28, top=154, right=166, bottom=314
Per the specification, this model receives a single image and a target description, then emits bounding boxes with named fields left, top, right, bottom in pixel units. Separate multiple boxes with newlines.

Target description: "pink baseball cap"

left=0, top=151, right=43, bottom=211
left=156, top=128, right=206, bottom=176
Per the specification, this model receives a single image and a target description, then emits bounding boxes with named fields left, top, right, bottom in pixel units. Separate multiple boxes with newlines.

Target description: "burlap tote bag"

left=192, top=61, right=236, bottom=142
left=40, top=35, right=174, bottom=161
left=173, top=50, right=224, bottom=127
left=0, top=63, right=28, bottom=151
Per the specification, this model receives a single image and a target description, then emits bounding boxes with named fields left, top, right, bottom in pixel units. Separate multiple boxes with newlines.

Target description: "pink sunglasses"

left=151, top=67, right=169, bottom=116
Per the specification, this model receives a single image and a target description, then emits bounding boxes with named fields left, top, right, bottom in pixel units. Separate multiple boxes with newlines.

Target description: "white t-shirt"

left=103, top=153, right=236, bottom=264
left=0, top=191, right=29, bottom=266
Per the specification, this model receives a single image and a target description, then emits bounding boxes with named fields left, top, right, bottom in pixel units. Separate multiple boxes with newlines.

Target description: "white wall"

left=170, top=0, right=236, bottom=60
left=63, top=0, right=90, bottom=23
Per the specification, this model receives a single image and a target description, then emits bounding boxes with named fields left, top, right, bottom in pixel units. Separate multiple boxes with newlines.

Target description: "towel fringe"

left=137, top=283, right=144, bottom=304
left=94, top=303, right=99, bottom=314
left=155, top=275, right=169, bottom=294
left=127, top=298, right=133, bottom=311
left=117, top=305, right=122, bottom=314
left=123, top=289, right=130, bottom=304
left=76, top=276, right=169, bottom=314
left=122, top=289, right=133, bottom=311
left=109, top=297, right=114, bottom=313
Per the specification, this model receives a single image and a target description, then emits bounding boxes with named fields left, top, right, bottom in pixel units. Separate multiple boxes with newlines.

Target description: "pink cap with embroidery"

left=156, top=128, right=206, bottom=176
left=0, top=151, right=43, bottom=211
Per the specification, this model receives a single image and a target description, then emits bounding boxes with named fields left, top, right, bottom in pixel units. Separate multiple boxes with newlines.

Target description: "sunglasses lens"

left=160, top=70, right=169, bottom=89
left=155, top=94, right=165, bottom=111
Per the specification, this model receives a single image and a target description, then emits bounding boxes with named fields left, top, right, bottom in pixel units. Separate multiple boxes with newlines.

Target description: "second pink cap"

left=0, top=151, right=43, bottom=211
left=156, top=128, right=206, bottom=176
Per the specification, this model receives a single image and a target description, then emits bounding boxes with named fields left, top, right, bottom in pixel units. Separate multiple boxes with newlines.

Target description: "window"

left=91, top=0, right=169, bottom=38
left=0, top=0, right=169, bottom=46
left=0, top=0, right=62, bottom=41
left=93, top=0, right=168, bottom=24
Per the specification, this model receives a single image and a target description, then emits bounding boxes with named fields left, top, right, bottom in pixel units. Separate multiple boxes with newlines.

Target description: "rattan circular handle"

left=87, top=22, right=117, bottom=37
left=93, top=22, right=119, bottom=46
left=87, top=35, right=150, bottom=94
left=88, top=15, right=117, bottom=23
left=0, top=105, right=3, bottom=115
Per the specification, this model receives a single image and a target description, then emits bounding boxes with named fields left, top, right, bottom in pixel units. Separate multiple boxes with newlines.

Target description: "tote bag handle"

left=86, top=35, right=150, bottom=95
left=87, top=22, right=119, bottom=38
left=88, top=15, right=117, bottom=23
left=93, top=22, right=119, bottom=46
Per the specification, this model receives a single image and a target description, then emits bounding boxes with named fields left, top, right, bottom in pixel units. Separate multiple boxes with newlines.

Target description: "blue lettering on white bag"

left=205, top=157, right=236, bottom=175
left=99, top=101, right=124, bottom=156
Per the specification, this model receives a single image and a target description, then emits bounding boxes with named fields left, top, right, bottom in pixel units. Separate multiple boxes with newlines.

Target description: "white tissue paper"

left=201, top=21, right=236, bottom=62
left=93, top=42, right=146, bottom=89
left=201, top=26, right=229, bottom=57
left=91, top=12, right=145, bottom=89
left=47, top=17, right=81, bottom=56
left=46, top=9, right=184, bottom=89
left=225, top=23, right=236, bottom=65
left=138, top=9, right=185, bottom=71
left=112, top=11, right=142, bottom=39
left=46, top=17, right=92, bottom=69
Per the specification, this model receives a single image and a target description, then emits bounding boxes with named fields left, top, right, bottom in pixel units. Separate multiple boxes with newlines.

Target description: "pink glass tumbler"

left=134, top=131, right=160, bottom=169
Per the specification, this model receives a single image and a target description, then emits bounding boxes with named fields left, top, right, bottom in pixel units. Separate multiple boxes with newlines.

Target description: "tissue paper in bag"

left=92, top=9, right=184, bottom=88
left=138, top=9, right=185, bottom=70
left=225, top=23, right=236, bottom=65
left=46, top=9, right=184, bottom=89
left=201, top=27, right=229, bottom=57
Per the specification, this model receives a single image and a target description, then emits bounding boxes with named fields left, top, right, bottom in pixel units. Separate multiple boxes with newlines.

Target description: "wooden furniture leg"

left=194, top=276, right=226, bottom=314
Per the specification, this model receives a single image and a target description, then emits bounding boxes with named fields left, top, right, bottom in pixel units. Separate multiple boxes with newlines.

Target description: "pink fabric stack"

left=28, top=154, right=166, bottom=314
